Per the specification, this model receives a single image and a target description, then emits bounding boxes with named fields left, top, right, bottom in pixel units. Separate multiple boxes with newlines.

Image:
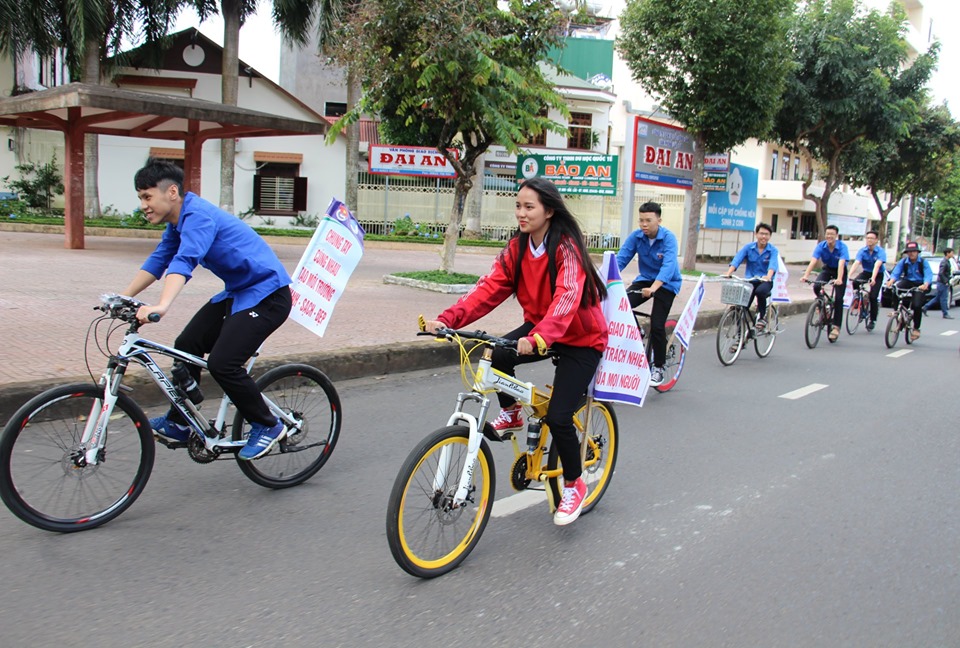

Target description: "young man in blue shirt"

left=801, top=224, right=849, bottom=342
left=616, top=201, right=682, bottom=386
left=847, top=229, right=887, bottom=331
left=121, top=159, right=293, bottom=460
left=722, top=222, right=779, bottom=330
left=885, top=240, right=932, bottom=340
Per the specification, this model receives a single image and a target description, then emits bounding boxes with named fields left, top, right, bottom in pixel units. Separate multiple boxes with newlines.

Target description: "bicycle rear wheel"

left=716, top=308, right=746, bottom=365
left=884, top=312, right=901, bottom=348
left=656, top=318, right=686, bottom=392
left=805, top=301, right=823, bottom=348
left=846, top=296, right=862, bottom=334
left=386, top=426, right=495, bottom=578
left=546, top=397, right=618, bottom=516
left=233, top=364, right=341, bottom=489
left=754, top=305, right=779, bottom=358
left=0, top=384, right=155, bottom=532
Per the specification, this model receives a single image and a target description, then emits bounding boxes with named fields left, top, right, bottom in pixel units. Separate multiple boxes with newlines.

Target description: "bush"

left=1, top=156, right=64, bottom=209
left=0, top=198, right=31, bottom=219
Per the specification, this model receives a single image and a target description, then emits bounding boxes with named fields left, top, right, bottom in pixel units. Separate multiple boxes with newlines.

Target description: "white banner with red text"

left=673, top=273, right=705, bottom=349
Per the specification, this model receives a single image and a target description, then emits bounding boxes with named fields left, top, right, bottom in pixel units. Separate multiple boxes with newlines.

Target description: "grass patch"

left=393, top=270, right=481, bottom=284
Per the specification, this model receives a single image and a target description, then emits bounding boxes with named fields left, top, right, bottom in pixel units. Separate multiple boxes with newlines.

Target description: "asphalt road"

left=0, top=310, right=957, bottom=647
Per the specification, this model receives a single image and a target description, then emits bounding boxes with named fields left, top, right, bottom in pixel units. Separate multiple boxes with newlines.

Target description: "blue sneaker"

left=150, top=416, right=190, bottom=444
left=238, top=420, right=286, bottom=460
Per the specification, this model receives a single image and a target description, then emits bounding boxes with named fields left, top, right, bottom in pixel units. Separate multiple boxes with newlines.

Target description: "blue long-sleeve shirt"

left=890, top=256, right=932, bottom=284
left=141, top=192, right=291, bottom=314
left=616, top=226, right=682, bottom=295
left=730, top=241, right=779, bottom=279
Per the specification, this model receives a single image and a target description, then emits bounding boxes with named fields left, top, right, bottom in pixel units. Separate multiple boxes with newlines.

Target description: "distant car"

left=880, top=253, right=960, bottom=308
left=483, top=174, right=519, bottom=192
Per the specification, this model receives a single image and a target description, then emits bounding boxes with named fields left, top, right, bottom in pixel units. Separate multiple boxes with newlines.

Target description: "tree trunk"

left=463, top=153, right=485, bottom=239
left=220, top=0, right=241, bottom=213
left=345, top=66, right=361, bottom=210
left=682, top=136, right=706, bottom=270
left=440, top=175, right=473, bottom=272
left=82, top=39, right=100, bottom=218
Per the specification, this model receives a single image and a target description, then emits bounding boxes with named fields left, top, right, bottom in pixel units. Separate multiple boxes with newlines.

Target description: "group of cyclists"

left=128, top=165, right=943, bottom=530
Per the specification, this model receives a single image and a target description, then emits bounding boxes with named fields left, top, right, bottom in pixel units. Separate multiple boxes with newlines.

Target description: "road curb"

left=0, top=301, right=813, bottom=420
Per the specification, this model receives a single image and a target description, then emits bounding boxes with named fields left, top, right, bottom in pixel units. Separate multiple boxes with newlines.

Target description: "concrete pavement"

left=0, top=226, right=812, bottom=418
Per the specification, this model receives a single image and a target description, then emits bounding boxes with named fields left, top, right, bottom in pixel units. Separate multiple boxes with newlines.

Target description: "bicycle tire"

left=754, top=305, right=779, bottom=358
left=386, top=426, right=495, bottom=578
left=846, top=296, right=861, bottom=335
left=804, top=301, right=823, bottom=348
left=546, top=397, right=618, bottom=517
left=884, top=312, right=901, bottom=348
left=232, top=364, right=341, bottom=489
left=0, top=383, right=155, bottom=532
left=904, top=314, right=914, bottom=345
left=655, top=318, right=686, bottom=392
left=716, top=307, right=745, bottom=366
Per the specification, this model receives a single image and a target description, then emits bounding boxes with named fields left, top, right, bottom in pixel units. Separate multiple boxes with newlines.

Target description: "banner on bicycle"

left=673, top=273, right=706, bottom=349
left=772, top=256, right=791, bottom=303
left=288, top=198, right=366, bottom=337
left=591, top=252, right=650, bottom=407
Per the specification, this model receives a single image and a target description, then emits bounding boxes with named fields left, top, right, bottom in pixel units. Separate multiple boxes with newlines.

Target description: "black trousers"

left=167, top=287, right=292, bottom=426
left=894, top=279, right=928, bottom=329
left=814, top=267, right=846, bottom=327
left=492, top=323, right=602, bottom=482
left=749, top=279, right=773, bottom=317
left=626, top=281, right=676, bottom=368
left=853, top=271, right=882, bottom=323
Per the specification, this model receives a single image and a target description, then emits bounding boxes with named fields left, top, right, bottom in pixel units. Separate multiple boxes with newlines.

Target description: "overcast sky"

left=173, top=0, right=960, bottom=117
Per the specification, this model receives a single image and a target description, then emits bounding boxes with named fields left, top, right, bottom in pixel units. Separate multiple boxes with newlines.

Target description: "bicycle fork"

left=439, top=392, right=493, bottom=509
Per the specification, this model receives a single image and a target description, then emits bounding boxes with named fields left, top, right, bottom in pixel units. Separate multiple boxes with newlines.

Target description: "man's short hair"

left=945, top=248, right=954, bottom=254
left=755, top=222, right=772, bottom=234
left=866, top=230, right=879, bottom=237
left=825, top=224, right=839, bottom=234
left=134, top=158, right=184, bottom=197
left=637, top=201, right=662, bottom=217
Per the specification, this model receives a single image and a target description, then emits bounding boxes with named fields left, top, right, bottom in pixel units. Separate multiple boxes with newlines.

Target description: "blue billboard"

left=705, top=163, right=758, bottom=231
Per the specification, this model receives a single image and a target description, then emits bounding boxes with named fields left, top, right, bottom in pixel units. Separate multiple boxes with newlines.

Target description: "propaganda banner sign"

left=630, top=116, right=695, bottom=190
left=368, top=144, right=458, bottom=179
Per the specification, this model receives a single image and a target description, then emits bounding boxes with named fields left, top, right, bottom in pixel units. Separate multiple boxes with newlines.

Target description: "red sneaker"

left=490, top=404, right=524, bottom=435
left=554, top=477, right=588, bottom=526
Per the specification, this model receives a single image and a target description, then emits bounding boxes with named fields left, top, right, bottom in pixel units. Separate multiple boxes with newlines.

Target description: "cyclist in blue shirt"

left=847, top=230, right=887, bottom=331
left=884, top=240, right=932, bottom=341
left=616, top=201, right=682, bottom=386
left=722, top=222, right=779, bottom=330
left=801, top=224, right=849, bottom=342
left=120, top=159, right=293, bottom=461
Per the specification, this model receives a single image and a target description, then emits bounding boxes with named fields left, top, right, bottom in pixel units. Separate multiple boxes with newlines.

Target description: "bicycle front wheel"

left=805, top=301, right=823, bottom=348
left=546, top=398, right=619, bottom=516
left=386, top=426, right=495, bottom=578
left=846, top=296, right=862, bottom=334
left=655, top=318, right=686, bottom=392
left=0, top=384, right=155, bottom=532
left=716, top=308, right=746, bottom=366
left=233, top=364, right=342, bottom=489
left=884, top=312, right=901, bottom=348
left=904, top=315, right=915, bottom=345
left=754, top=305, right=780, bottom=358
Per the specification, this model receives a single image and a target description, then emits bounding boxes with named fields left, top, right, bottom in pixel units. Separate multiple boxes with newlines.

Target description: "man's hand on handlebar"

left=135, top=304, right=166, bottom=324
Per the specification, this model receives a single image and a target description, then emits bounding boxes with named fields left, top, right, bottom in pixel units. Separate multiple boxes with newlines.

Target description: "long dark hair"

left=500, top=177, right=607, bottom=306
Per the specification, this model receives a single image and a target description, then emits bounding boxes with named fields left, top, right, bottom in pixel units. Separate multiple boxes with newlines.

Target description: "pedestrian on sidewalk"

left=922, top=248, right=955, bottom=319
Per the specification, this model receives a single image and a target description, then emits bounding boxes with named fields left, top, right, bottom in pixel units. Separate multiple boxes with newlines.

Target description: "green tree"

left=930, top=162, right=960, bottom=244
left=845, top=101, right=960, bottom=245
left=617, top=0, right=793, bottom=270
left=2, top=156, right=65, bottom=209
left=772, top=0, right=936, bottom=239
left=334, top=0, right=568, bottom=272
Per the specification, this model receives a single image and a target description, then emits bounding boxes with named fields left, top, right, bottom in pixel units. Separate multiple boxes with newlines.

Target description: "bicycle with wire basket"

left=385, top=324, right=619, bottom=578
left=713, top=276, right=782, bottom=366
left=0, top=294, right=341, bottom=533
left=624, top=289, right=687, bottom=392
left=884, top=286, right=921, bottom=349
left=846, top=278, right=876, bottom=335
left=802, top=278, right=840, bottom=348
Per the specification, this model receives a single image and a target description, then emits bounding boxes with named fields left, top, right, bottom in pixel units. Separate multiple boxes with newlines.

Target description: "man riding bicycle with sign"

left=884, top=241, right=931, bottom=341
left=847, top=229, right=886, bottom=332
left=801, top=224, right=849, bottom=342
left=120, top=159, right=293, bottom=460
left=722, top=222, right=779, bottom=330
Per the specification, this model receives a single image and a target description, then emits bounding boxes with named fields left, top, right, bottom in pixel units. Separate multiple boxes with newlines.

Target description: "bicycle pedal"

left=153, top=434, right=186, bottom=450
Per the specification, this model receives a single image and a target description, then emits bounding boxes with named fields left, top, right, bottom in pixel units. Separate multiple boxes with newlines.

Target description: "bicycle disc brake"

left=510, top=454, right=532, bottom=491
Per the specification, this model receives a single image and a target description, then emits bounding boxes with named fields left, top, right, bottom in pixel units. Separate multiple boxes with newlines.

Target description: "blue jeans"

left=924, top=284, right=949, bottom=315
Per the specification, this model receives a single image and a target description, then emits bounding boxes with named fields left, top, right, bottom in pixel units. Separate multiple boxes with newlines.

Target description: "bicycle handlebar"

left=96, top=293, right=160, bottom=324
left=418, top=326, right=518, bottom=348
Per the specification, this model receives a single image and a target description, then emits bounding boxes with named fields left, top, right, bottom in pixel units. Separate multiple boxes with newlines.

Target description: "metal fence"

left=355, top=171, right=685, bottom=249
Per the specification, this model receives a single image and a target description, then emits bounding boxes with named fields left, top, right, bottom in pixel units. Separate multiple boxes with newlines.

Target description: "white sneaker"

left=649, top=366, right=664, bottom=387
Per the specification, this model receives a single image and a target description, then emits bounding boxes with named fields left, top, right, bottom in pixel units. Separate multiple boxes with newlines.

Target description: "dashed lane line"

left=778, top=383, right=829, bottom=400
left=886, top=349, right=913, bottom=358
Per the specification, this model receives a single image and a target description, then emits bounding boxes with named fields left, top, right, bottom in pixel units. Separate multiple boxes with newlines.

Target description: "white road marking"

left=779, top=383, right=828, bottom=400
left=886, top=349, right=913, bottom=358
left=491, top=489, right=545, bottom=518
left=941, top=330, right=957, bottom=336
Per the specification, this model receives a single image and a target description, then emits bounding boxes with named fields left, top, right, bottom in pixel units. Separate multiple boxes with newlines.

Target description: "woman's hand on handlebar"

left=516, top=337, right=535, bottom=355
left=421, top=319, right=445, bottom=334
left=135, top=304, right=165, bottom=324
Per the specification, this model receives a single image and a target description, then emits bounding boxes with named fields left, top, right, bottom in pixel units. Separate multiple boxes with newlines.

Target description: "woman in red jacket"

left=424, top=177, right=608, bottom=526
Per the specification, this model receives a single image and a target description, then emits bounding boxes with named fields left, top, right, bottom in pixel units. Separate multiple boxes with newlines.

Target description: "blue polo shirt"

left=890, top=256, right=933, bottom=284
left=141, top=192, right=291, bottom=314
left=730, top=241, right=779, bottom=279
left=616, top=225, right=683, bottom=295
left=811, top=240, right=849, bottom=269
left=855, top=245, right=887, bottom=273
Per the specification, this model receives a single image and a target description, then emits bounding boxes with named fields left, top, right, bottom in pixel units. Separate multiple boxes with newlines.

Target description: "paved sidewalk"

left=0, top=227, right=812, bottom=417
